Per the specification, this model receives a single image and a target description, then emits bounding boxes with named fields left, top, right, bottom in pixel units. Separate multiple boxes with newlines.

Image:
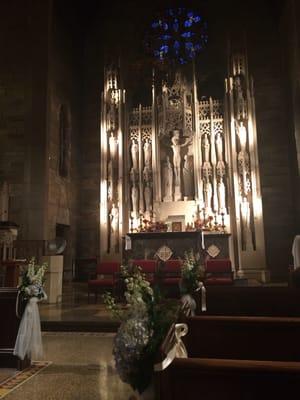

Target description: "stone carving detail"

left=128, top=105, right=154, bottom=224
left=109, top=203, right=119, bottom=253
left=156, top=245, right=173, bottom=261
left=130, top=139, right=139, bottom=171
left=0, top=181, right=9, bottom=222
left=170, top=130, right=191, bottom=201
left=143, top=138, right=152, bottom=167
left=183, top=155, right=194, bottom=199
left=207, top=244, right=221, bottom=258
left=231, top=55, right=255, bottom=251
left=101, top=67, right=123, bottom=254
left=131, top=185, right=139, bottom=216
left=199, top=98, right=227, bottom=214
left=163, top=156, right=173, bottom=202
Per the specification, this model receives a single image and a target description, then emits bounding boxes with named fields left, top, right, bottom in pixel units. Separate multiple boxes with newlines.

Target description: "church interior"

left=0, top=0, right=300, bottom=398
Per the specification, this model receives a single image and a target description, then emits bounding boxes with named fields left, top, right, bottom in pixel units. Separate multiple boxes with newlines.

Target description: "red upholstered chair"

left=132, top=259, right=157, bottom=285
left=88, top=261, right=120, bottom=303
left=204, top=258, right=234, bottom=286
left=161, top=259, right=183, bottom=287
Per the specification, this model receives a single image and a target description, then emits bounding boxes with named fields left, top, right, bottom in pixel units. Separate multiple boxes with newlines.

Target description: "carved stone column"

left=100, top=67, right=125, bottom=260
left=225, top=52, right=269, bottom=282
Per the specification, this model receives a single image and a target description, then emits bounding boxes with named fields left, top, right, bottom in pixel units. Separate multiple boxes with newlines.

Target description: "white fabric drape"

left=13, top=297, right=44, bottom=360
left=292, top=235, right=300, bottom=269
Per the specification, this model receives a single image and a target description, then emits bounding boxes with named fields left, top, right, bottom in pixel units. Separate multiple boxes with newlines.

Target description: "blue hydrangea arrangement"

left=103, top=265, right=179, bottom=394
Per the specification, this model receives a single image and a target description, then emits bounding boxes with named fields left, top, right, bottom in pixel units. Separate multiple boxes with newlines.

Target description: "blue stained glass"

left=160, top=44, right=169, bottom=53
left=173, top=19, right=179, bottom=32
left=149, top=7, right=207, bottom=64
left=173, top=40, right=180, bottom=49
left=160, top=34, right=172, bottom=41
left=184, top=19, right=192, bottom=28
left=181, top=31, right=194, bottom=38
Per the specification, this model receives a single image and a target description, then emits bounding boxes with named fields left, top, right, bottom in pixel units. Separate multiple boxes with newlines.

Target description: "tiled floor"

left=1, top=332, right=134, bottom=400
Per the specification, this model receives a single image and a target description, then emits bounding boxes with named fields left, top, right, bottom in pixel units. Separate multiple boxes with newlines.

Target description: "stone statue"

left=183, top=155, right=194, bottom=199
left=202, top=134, right=210, bottom=162
left=240, top=197, right=253, bottom=251
left=163, top=156, right=173, bottom=201
left=237, top=121, right=250, bottom=197
left=217, top=178, right=226, bottom=213
left=143, top=166, right=152, bottom=185
left=109, top=203, right=119, bottom=251
left=109, top=132, right=118, bottom=161
left=0, top=181, right=9, bottom=222
left=143, top=139, right=152, bottom=167
left=215, top=133, right=223, bottom=161
left=107, top=160, right=113, bottom=201
left=171, top=130, right=191, bottom=187
left=131, top=185, right=139, bottom=215
left=131, top=139, right=139, bottom=171
left=237, top=121, right=247, bottom=152
left=144, top=185, right=152, bottom=212
left=233, top=75, right=247, bottom=120
left=203, top=180, right=212, bottom=211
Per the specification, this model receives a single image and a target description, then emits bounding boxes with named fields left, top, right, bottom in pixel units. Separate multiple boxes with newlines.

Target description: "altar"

left=124, top=231, right=231, bottom=264
left=99, top=50, right=269, bottom=281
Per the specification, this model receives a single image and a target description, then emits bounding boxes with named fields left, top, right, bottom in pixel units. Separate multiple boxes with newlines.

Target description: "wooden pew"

left=196, top=286, right=300, bottom=316
left=156, top=315, right=300, bottom=399
left=0, top=287, right=29, bottom=369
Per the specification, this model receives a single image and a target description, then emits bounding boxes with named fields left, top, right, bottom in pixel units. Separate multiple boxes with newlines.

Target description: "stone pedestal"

left=174, top=186, right=182, bottom=201
left=41, top=255, right=63, bottom=304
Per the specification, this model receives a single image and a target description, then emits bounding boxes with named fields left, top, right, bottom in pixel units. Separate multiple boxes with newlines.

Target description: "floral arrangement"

left=137, top=219, right=168, bottom=233
left=180, top=249, right=205, bottom=295
left=103, top=265, right=179, bottom=394
left=18, top=258, right=48, bottom=300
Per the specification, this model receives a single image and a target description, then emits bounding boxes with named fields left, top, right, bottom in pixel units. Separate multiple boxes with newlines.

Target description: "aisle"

left=2, top=332, right=133, bottom=400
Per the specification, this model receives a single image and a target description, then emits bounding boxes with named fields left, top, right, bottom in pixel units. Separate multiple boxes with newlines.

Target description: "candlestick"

left=214, top=212, right=218, bottom=231
left=201, top=230, right=205, bottom=250
left=130, top=217, right=134, bottom=233
left=221, top=212, right=225, bottom=232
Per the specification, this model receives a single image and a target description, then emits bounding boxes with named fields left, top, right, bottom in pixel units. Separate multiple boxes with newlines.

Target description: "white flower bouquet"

left=19, top=258, right=47, bottom=300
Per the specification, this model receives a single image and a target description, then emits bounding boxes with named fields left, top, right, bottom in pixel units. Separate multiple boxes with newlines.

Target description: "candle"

left=201, top=230, right=205, bottom=250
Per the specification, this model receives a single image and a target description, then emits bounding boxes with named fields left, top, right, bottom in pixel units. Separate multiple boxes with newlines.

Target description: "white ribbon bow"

left=196, top=281, right=207, bottom=312
left=154, top=323, right=188, bottom=372
left=13, top=296, right=45, bottom=361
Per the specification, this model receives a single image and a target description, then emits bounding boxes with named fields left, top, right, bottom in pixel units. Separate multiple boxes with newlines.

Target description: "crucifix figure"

left=171, top=130, right=191, bottom=190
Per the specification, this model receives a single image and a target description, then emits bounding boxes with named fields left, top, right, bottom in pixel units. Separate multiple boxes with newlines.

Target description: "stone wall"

left=0, top=0, right=51, bottom=240
left=281, top=0, right=300, bottom=237
left=235, top=6, right=298, bottom=280
left=77, top=25, right=102, bottom=259
left=45, top=2, right=82, bottom=280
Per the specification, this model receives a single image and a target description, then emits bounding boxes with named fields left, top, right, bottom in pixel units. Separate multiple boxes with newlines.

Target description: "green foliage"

left=103, top=264, right=180, bottom=394
left=180, top=249, right=205, bottom=295
left=18, top=258, right=48, bottom=300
